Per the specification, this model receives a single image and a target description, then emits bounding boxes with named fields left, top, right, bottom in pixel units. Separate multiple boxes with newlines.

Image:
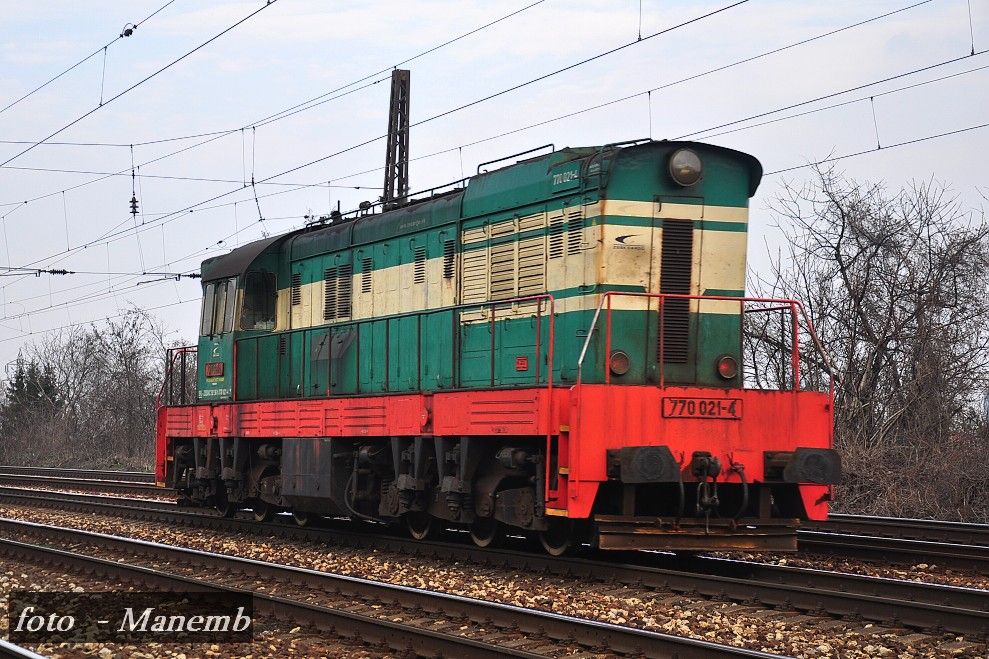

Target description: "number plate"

left=662, top=397, right=741, bottom=419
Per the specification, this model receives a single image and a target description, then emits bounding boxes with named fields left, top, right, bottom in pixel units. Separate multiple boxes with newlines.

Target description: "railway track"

left=11, top=467, right=988, bottom=546
left=0, top=471, right=161, bottom=497
left=4, top=469, right=988, bottom=574
left=0, top=640, right=46, bottom=659
left=0, top=517, right=773, bottom=659
left=809, top=513, right=989, bottom=546
left=1, top=486, right=986, bottom=640
left=9, top=467, right=988, bottom=549
left=0, top=466, right=153, bottom=484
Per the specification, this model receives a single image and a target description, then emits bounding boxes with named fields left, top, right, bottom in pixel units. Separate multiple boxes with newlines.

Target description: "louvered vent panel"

left=462, top=226, right=487, bottom=244
left=548, top=213, right=565, bottom=259
left=413, top=246, right=426, bottom=284
left=518, top=212, right=544, bottom=232
left=489, top=241, right=516, bottom=301
left=659, top=220, right=694, bottom=364
left=566, top=209, right=583, bottom=255
left=322, top=264, right=352, bottom=321
left=489, top=220, right=514, bottom=238
left=518, top=237, right=545, bottom=295
left=277, top=335, right=287, bottom=355
left=517, top=213, right=546, bottom=296
left=461, top=226, right=489, bottom=304
left=336, top=263, right=352, bottom=319
left=290, top=272, right=302, bottom=306
left=442, top=240, right=455, bottom=279
left=323, top=268, right=337, bottom=321
left=361, top=258, right=373, bottom=294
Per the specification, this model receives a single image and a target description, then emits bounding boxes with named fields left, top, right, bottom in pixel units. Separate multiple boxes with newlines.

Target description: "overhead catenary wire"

left=4, top=3, right=975, bottom=287
left=675, top=49, right=989, bottom=140
left=318, top=0, right=947, bottom=187
left=8, top=58, right=985, bottom=331
left=0, top=266, right=199, bottom=279
left=9, top=111, right=984, bottom=339
left=0, top=297, right=197, bottom=344
left=1, top=0, right=754, bottom=278
left=0, top=0, right=178, bottom=116
left=764, top=121, right=989, bottom=176
left=0, top=0, right=280, bottom=168
left=0, top=0, right=551, bottom=212
left=0, top=3, right=964, bottom=342
left=7, top=14, right=960, bottom=324
left=0, top=164, right=381, bottom=190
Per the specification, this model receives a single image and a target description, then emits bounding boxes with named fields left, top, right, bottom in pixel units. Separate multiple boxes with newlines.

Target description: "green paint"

left=200, top=140, right=761, bottom=400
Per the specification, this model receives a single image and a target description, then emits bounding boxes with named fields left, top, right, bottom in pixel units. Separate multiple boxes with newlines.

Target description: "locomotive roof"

left=200, top=140, right=761, bottom=282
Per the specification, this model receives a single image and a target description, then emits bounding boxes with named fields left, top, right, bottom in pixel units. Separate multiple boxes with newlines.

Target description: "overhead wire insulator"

left=129, top=143, right=140, bottom=217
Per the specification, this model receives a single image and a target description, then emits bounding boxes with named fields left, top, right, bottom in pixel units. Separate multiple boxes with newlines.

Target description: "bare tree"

left=0, top=309, right=183, bottom=470
left=752, top=167, right=989, bottom=522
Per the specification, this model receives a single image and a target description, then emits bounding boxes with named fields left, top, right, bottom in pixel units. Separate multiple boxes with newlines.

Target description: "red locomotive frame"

left=157, top=292, right=835, bottom=552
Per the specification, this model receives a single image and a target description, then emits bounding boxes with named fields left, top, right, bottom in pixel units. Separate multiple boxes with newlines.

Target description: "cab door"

left=286, top=260, right=312, bottom=397
left=197, top=278, right=238, bottom=401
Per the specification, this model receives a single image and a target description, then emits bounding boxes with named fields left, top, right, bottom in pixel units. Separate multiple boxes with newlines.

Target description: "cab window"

left=200, top=278, right=238, bottom=336
left=222, top=278, right=237, bottom=333
left=241, top=271, right=276, bottom=330
left=200, top=283, right=216, bottom=336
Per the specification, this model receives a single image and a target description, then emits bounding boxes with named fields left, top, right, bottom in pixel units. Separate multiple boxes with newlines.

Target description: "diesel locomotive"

left=156, top=139, right=840, bottom=554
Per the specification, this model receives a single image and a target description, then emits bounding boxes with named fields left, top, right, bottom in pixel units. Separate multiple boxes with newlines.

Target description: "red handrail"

left=576, top=291, right=835, bottom=396
left=157, top=345, right=197, bottom=408
left=229, top=293, right=557, bottom=401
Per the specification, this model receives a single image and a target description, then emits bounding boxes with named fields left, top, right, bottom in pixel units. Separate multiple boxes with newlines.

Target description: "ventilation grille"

left=566, top=209, right=583, bottom=255
left=442, top=239, right=455, bottom=279
left=461, top=226, right=488, bottom=304
left=413, top=246, right=426, bottom=284
left=277, top=335, right=287, bottom=355
left=361, top=257, right=373, bottom=294
left=323, top=263, right=352, bottom=321
left=517, top=213, right=546, bottom=296
left=290, top=272, right=302, bottom=306
left=659, top=220, right=693, bottom=364
left=548, top=214, right=565, bottom=259
left=489, top=240, right=515, bottom=301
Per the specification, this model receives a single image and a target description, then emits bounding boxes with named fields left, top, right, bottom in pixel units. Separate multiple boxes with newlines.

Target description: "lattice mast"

left=382, top=69, right=411, bottom=209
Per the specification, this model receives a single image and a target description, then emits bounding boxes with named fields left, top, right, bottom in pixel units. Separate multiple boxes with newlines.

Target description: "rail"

left=576, top=291, right=835, bottom=393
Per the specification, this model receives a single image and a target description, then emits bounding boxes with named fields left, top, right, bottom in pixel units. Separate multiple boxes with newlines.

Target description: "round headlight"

left=716, top=354, right=738, bottom=380
left=609, top=350, right=631, bottom=376
left=668, top=148, right=703, bottom=187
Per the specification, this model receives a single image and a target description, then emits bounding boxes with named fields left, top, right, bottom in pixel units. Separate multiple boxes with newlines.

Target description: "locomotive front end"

left=547, top=142, right=840, bottom=552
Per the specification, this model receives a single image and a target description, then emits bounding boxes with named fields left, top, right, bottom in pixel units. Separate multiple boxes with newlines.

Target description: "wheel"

left=217, top=500, right=237, bottom=518
left=469, top=517, right=501, bottom=548
left=539, top=518, right=572, bottom=556
left=406, top=511, right=433, bottom=541
left=252, top=501, right=274, bottom=523
left=292, top=511, right=312, bottom=527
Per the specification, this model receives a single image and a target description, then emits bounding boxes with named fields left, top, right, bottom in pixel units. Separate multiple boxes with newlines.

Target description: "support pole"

left=382, top=69, right=411, bottom=209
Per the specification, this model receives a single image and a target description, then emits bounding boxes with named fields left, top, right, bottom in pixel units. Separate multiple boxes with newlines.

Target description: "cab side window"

left=200, top=278, right=238, bottom=336
left=200, top=283, right=216, bottom=336
left=212, top=279, right=229, bottom=335
left=241, top=271, right=277, bottom=330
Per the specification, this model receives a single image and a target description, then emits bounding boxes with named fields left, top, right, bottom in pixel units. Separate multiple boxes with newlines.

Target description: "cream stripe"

left=600, top=199, right=748, bottom=223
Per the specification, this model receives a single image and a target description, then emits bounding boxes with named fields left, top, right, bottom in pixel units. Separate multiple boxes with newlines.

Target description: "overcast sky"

left=0, top=0, right=986, bottom=369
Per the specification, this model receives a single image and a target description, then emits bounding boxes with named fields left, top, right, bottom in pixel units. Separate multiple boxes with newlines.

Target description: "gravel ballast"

left=1, top=503, right=986, bottom=658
